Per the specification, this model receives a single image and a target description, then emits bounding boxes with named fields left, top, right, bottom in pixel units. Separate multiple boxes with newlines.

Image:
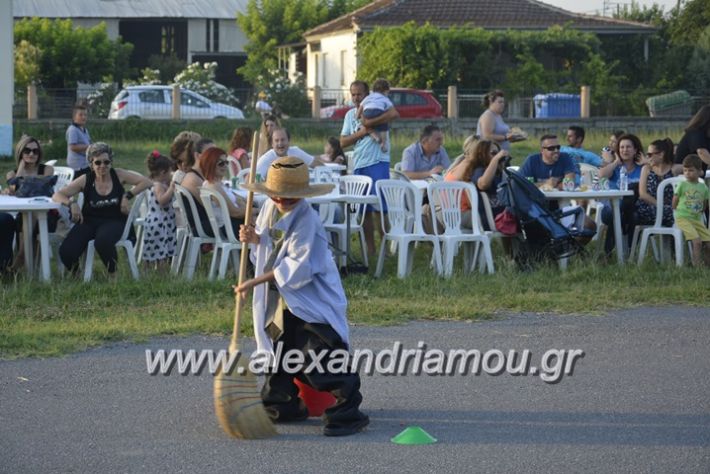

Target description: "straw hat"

left=258, top=91, right=267, bottom=99
left=241, top=157, right=334, bottom=198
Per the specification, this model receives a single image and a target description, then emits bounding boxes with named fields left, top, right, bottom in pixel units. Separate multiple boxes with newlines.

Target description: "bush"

left=174, top=62, right=240, bottom=107
left=258, top=70, right=310, bottom=118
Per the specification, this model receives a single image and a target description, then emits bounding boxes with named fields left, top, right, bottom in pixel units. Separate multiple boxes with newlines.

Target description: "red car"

left=321, top=88, right=443, bottom=119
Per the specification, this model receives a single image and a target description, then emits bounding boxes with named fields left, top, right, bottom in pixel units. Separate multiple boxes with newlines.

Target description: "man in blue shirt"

left=400, top=125, right=450, bottom=179
left=520, top=134, right=576, bottom=189
left=340, top=81, right=399, bottom=256
left=520, top=134, right=597, bottom=243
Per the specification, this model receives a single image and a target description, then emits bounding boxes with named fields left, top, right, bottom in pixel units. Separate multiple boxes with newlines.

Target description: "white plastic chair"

left=171, top=199, right=189, bottom=275
left=83, top=192, right=145, bottom=282
left=45, top=159, right=57, bottom=166
left=324, top=175, right=372, bottom=268
left=199, top=188, right=242, bottom=280
left=174, top=184, right=216, bottom=280
left=636, top=176, right=686, bottom=266
left=427, top=181, right=495, bottom=277
left=53, top=166, right=75, bottom=192
left=227, top=156, right=242, bottom=180
left=236, top=169, right=251, bottom=186
left=479, top=192, right=505, bottom=242
left=375, top=179, right=442, bottom=278
left=313, top=165, right=340, bottom=184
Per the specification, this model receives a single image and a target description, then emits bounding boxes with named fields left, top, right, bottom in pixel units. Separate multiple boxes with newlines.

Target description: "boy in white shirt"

left=236, top=156, right=369, bottom=436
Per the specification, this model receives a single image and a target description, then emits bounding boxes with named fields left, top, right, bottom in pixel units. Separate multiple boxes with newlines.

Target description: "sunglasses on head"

left=93, top=159, right=111, bottom=166
left=542, top=145, right=561, bottom=152
left=22, top=147, right=39, bottom=155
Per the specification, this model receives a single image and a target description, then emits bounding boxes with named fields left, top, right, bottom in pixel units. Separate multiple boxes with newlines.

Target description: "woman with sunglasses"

left=52, top=142, right=152, bottom=277
left=635, top=138, right=675, bottom=228
left=599, top=133, right=645, bottom=256
left=200, top=147, right=250, bottom=236
left=4, top=136, right=57, bottom=271
left=445, top=137, right=509, bottom=230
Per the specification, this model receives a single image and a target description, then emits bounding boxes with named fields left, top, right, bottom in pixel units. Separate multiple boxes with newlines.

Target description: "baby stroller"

left=497, top=166, right=592, bottom=270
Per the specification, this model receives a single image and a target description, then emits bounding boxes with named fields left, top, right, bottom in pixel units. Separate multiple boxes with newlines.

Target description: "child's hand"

left=239, top=224, right=259, bottom=244
left=233, top=281, right=253, bottom=301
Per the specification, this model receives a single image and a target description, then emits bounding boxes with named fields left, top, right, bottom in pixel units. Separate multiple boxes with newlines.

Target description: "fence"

left=14, top=85, right=710, bottom=121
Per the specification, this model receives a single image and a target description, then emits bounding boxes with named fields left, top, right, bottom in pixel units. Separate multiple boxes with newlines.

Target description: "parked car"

left=108, top=85, right=244, bottom=120
left=320, top=88, right=443, bottom=119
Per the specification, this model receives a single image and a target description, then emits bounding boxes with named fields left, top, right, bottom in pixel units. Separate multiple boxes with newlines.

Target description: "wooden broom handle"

left=230, top=131, right=260, bottom=353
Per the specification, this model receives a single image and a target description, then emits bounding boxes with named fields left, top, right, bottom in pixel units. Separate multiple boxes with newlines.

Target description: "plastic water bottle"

left=619, top=167, right=628, bottom=191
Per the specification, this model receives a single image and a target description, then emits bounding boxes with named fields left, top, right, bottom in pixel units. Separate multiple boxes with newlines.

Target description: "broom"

left=213, top=132, right=277, bottom=439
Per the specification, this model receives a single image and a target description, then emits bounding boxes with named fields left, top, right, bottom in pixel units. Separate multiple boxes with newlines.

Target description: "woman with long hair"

left=228, top=126, right=253, bottom=173
left=445, top=137, right=509, bottom=229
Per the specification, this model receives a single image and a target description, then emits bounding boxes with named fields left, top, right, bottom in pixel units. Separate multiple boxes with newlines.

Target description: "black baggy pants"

left=261, top=309, right=366, bottom=426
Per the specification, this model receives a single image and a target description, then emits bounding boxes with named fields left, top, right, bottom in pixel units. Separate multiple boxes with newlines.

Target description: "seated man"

left=521, top=134, right=596, bottom=243
left=400, top=125, right=450, bottom=180
left=255, top=127, right=323, bottom=180
left=561, top=125, right=603, bottom=186
left=520, top=134, right=576, bottom=190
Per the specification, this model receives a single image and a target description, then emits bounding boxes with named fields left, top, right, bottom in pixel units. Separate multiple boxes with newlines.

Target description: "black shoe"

left=265, top=405, right=309, bottom=423
left=323, top=416, right=369, bottom=437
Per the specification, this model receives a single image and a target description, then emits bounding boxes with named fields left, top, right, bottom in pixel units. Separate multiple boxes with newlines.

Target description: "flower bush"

left=173, top=62, right=240, bottom=106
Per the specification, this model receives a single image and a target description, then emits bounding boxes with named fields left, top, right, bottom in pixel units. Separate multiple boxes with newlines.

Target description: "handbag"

left=8, top=175, right=58, bottom=198
left=495, top=209, right=519, bottom=235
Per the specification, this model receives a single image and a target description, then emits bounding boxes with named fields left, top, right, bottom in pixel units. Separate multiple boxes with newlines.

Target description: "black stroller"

left=497, top=166, right=593, bottom=269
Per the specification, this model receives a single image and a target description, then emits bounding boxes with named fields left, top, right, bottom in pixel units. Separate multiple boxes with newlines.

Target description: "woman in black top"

left=53, top=142, right=151, bottom=276
left=675, top=105, right=710, bottom=172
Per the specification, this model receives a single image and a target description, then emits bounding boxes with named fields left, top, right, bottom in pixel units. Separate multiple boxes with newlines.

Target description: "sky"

left=540, top=0, right=681, bottom=16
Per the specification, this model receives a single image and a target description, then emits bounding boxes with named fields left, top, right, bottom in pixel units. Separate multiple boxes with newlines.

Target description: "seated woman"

left=598, top=133, right=645, bottom=255
left=180, top=137, right=216, bottom=236
left=200, top=147, right=250, bottom=237
left=169, top=130, right=201, bottom=185
left=5, top=135, right=57, bottom=269
left=445, top=137, right=509, bottom=230
left=635, top=138, right=675, bottom=228
left=52, top=142, right=152, bottom=277
left=320, top=136, right=347, bottom=166
left=228, top=126, right=253, bottom=174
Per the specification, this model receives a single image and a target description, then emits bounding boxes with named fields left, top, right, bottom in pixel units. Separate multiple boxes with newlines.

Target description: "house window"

left=340, top=50, right=346, bottom=86
left=206, top=20, right=219, bottom=52
left=161, top=25, right=176, bottom=54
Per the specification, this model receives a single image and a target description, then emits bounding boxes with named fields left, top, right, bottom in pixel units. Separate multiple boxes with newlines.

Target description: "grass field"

left=1, top=125, right=707, bottom=360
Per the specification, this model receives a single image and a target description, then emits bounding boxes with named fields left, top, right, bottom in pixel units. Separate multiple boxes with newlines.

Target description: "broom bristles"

left=214, top=357, right=277, bottom=439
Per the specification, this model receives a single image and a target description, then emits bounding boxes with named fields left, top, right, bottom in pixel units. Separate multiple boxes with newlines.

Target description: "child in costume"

left=236, top=156, right=369, bottom=436
left=672, top=154, right=710, bottom=267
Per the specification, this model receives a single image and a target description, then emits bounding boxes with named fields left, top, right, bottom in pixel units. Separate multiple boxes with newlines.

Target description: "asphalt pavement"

left=1, top=306, right=709, bottom=473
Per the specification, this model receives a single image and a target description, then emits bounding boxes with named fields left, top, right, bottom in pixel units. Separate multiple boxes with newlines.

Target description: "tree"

left=688, top=25, right=710, bottom=95
left=13, top=40, right=42, bottom=89
left=14, top=18, right=133, bottom=89
left=237, top=0, right=371, bottom=84
left=669, top=0, right=710, bottom=46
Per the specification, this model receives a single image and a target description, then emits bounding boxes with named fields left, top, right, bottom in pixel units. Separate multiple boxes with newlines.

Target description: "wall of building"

left=307, top=31, right=356, bottom=96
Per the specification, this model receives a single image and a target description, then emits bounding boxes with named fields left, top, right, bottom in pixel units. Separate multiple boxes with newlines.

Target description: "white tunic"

left=250, top=199, right=349, bottom=355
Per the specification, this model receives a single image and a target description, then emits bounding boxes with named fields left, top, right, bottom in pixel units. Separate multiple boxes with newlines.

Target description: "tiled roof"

left=304, top=0, right=654, bottom=38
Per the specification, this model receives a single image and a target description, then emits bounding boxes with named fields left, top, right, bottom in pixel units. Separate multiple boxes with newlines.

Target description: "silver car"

left=108, top=85, right=244, bottom=120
